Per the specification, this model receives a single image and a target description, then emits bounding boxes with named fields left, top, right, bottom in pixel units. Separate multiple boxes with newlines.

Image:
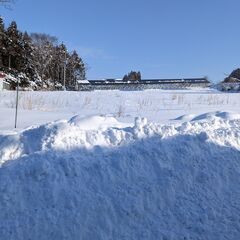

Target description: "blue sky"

left=1, top=0, right=240, bottom=82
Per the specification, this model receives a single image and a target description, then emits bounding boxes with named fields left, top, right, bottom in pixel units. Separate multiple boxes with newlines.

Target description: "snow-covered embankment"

left=0, top=114, right=240, bottom=239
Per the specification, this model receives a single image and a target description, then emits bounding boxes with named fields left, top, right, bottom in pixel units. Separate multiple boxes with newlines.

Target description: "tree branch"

left=0, top=0, right=14, bottom=8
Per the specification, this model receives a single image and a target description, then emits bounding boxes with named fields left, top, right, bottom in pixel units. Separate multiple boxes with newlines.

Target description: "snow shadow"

left=0, top=133, right=240, bottom=240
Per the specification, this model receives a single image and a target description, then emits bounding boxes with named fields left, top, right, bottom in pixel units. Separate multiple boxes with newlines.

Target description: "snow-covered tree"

left=0, top=18, right=86, bottom=90
left=6, top=21, right=22, bottom=70
left=0, top=0, right=14, bottom=4
left=20, top=32, right=40, bottom=83
left=0, top=0, right=14, bottom=7
left=66, top=50, right=86, bottom=88
left=0, top=16, right=6, bottom=67
left=31, top=33, right=58, bottom=83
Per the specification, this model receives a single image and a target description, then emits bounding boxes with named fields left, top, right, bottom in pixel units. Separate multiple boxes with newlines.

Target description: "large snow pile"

left=0, top=114, right=240, bottom=239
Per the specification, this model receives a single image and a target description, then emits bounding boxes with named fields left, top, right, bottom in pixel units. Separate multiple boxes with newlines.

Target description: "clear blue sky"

left=1, top=0, right=240, bottom=82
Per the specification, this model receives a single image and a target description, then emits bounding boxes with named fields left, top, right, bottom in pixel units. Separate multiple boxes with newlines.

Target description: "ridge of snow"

left=0, top=115, right=239, bottom=239
left=1, top=113, right=240, bottom=164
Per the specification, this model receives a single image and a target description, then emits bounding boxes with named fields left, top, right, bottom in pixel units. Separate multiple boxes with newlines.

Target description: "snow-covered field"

left=0, top=88, right=240, bottom=239
left=0, top=88, right=240, bottom=131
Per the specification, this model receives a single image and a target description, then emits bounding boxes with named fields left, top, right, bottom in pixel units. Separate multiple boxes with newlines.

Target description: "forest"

left=0, top=16, right=86, bottom=90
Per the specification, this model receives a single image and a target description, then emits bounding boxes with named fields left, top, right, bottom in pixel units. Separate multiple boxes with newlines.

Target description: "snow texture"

left=0, top=113, right=240, bottom=240
left=1, top=88, right=240, bottom=132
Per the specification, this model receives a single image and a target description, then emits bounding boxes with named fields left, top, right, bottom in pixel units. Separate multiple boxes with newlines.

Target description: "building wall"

left=0, top=80, right=11, bottom=91
left=0, top=80, right=3, bottom=91
left=3, top=81, right=11, bottom=90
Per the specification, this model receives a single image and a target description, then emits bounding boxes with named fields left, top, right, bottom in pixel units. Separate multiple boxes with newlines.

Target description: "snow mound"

left=0, top=116, right=240, bottom=239
left=174, top=114, right=196, bottom=121
left=1, top=115, right=239, bottom=164
left=174, top=111, right=240, bottom=122
left=191, top=111, right=240, bottom=121
left=68, top=115, right=125, bottom=130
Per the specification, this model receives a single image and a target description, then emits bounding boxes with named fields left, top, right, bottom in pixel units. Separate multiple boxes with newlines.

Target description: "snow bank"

left=174, top=111, right=240, bottom=122
left=1, top=113, right=239, bottom=164
left=68, top=115, right=127, bottom=130
left=191, top=111, right=240, bottom=122
left=0, top=114, right=240, bottom=239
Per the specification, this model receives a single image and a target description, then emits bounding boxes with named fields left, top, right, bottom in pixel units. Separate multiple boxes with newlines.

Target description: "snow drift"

left=0, top=114, right=240, bottom=239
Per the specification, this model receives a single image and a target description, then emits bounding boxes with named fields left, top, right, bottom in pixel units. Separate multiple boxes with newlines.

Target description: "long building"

left=77, top=77, right=210, bottom=91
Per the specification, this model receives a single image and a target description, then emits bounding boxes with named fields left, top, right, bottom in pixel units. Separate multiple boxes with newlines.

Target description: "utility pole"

left=8, top=54, right=11, bottom=69
left=63, top=50, right=67, bottom=91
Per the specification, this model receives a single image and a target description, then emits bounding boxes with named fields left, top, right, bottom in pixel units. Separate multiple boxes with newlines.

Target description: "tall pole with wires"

left=63, top=50, right=67, bottom=91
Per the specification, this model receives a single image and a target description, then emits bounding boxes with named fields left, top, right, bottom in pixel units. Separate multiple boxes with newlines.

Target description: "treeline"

left=123, top=71, right=141, bottom=81
left=0, top=17, right=86, bottom=90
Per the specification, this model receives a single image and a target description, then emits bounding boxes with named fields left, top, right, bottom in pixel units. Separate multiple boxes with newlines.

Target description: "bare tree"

left=0, top=0, right=14, bottom=8
left=30, top=33, right=59, bottom=83
left=0, top=0, right=13, bottom=3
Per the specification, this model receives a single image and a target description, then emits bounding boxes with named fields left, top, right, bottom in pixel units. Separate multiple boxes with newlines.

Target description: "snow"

left=0, top=88, right=240, bottom=131
left=68, top=115, right=128, bottom=130
left=0, top=88, right=240, bottom=239
left=175, top=111, right=240, bottom=122
left=77, top=79, right=90, bottom=84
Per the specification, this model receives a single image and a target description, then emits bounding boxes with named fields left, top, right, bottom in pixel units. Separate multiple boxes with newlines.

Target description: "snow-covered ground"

left=0, top=88, right=240, bottom=131
left=0, top=88, right=240, bottom=239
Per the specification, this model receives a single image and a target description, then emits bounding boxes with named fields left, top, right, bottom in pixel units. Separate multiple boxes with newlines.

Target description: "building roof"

left=77, top=79, right=90, bottom=84
left=0, top=72, right=6, bottom=79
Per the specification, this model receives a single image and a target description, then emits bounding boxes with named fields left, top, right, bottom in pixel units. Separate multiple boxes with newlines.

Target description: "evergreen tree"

left=6, top=21, right=22, bottom=70
left=66, top=50, right=86, bottom=88
left=0, top=20, right=86, bottom=90
left=20, top=32, right=39, bottom=82
left=0, top=16, right=10, bottom=70
left=123, top=71, right=141, bottom=81
left=0, top=16, right=6, bottom=68
left=57, top=43, right=68, bottom=88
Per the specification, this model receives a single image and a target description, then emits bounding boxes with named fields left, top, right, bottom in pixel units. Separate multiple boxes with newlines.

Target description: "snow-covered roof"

left=0, top=72, right=6, bottom=79
left=77, top=79, right=90, bottom=84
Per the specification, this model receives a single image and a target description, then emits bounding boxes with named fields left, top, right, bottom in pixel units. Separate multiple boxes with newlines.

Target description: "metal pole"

left=14, top=79, right=19, bottom=128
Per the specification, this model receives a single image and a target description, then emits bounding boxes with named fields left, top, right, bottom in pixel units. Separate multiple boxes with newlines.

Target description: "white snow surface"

left=1, top=89, right=240, bottom=239
left=0, top=112, right=240, bottom=239
left=0, top=88, right=240, bottom=131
